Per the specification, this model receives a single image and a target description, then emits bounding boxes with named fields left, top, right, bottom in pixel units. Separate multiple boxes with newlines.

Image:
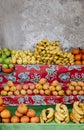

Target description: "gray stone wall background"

left=0, top=0, right=84, bottom=50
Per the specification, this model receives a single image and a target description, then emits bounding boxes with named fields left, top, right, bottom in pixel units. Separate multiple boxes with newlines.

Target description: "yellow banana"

left=55, top=112, right=65, bottom=121
left=73, top=102, right=84, bottom=115
left=55, top=117, right=61, bottom=123
left=80, top=118, right=84, bottom=123
left=70, top=113, right=79, bottom=123
left=56, top=111, right=65, bottom=119
left=40, top=114, right=44, bottom=123
left=46, top=116, right=54, bottom=123
left=46, top=108, right=54, bottom=118
left=65, top=115, right=70, bottom=123
left=72, top=109, right=82, bottom=119
left=41, top=109, right=47, bottom=121
left=56, top=103, right=64, bottom=113
left=55, top=112, right=64, bottom=121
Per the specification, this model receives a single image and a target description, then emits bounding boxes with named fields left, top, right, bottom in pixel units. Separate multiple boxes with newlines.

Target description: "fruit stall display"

left=0, top=40, right=84, bottom=130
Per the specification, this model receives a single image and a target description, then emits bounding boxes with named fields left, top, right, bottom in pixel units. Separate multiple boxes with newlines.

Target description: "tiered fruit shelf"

left=0, top=64, right=84, bottom=105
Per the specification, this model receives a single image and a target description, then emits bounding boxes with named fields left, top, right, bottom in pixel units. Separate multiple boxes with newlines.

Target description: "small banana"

left=70, top=113, right=79, bottom=123
left=55, top=117, right=61, bottom=123
left=41, top=109, right=47, bottom=121
left=56, top=103, right=64, bottom=113
left=46, top=108, right=54, bottom=118
left=65, top=115, right=70, bottom=123
left=55, top=112, right=65, bottom=121
left=73, top=102, right=84, bottom=115
left=80, top=118, right=84, bottom=123
left=40, top=114, right=44, bottom=123
left=56, top=111, right=65, bottom=119
left=72, top=109, right=82, bottom=119
left=55, top=112, right=64, bottom=121
left=46, top=116, right=54, bottom=123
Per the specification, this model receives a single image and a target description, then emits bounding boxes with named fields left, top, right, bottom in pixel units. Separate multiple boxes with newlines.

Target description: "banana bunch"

left=70, top=101, right=84, bottom=123
left=40, top=108, right=54, bottom=123
left=55, top=103, right=69, bottom=123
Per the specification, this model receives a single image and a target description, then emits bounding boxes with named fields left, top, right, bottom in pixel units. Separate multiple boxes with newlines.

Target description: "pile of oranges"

left=71, top=48, right=84, bottom=65
left=0, top=98, right=39, bottom=123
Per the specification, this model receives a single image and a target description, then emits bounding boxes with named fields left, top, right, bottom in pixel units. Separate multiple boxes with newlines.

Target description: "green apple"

left=0, top=58, right=3, bottom=64
left=0, top=50, right=2, bottom=55
left=5, top=50, right=11, bottom=57
left=2, top=54, right=7, bottom=59
left=3, top=58, right=10, bottom=64
left=9, top=63, right=14, bottom=68
left=3, top=48, right=9, bottom=52
left=2, top=64, right=8, bottom=69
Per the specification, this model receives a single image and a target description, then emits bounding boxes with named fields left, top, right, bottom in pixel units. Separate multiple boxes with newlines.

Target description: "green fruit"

left=0, top=50, right=2, bottom=55
left=3, top=58, right=10, bottom=64
left=2, top=64, right=8, bottom=69
left=5, top=50, right=11, bottom=57
left=9, top=64, right=14, bottom=68
left=0, top=58, right=3, bottom=64
left=8, top=57, right=12, bottom=63
left=3, top=48, right=9, bottom=52
left=2, top=54, right=7, bottom=59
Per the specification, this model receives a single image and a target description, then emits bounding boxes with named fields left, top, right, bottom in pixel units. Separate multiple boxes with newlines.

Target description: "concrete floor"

left=0, top=0, right=84, bottom=50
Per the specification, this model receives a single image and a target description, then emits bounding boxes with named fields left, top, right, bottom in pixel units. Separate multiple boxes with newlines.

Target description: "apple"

left=56, top=85, right=62, bottom=91
left=9, top=64, right=14, bottom=68
left=3, top=58, right=10, bottom=64
left=20, top=89, right=26, bottom=95
left=2, top=64, right=8, bottom=69
left=44, top=89, right=50, bottom=95
left=14, top=90, right=20, bottom=96
left=27, top=89, right=33, bottom=95
left=51, top=80, right=58, bottom=86
left=0, top=58, right=3, bottom=64
left=52, top=91, right=58, bottom=96
left=5, top=50, right=11, bottom=57
left=22, top=84, right=28, bottom=90
left=16, top=84, right=22, bottom=90
left=39, top=78, right=46, bottom=85
left=66, top=89, right=72, bottom=95
left=49, top=86, right=55, bottom=91
left=39, top=89, right=45, bottom=95
left=33, top=89, right=39, bottom=94
left=43, top=83, right=49, bottom=90
left=4, top=85, right=10, bottom=91
left=29, top=83, right=35, bottom=90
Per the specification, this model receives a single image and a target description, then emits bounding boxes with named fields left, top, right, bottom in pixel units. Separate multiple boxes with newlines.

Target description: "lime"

left=0, top=58, right=3, bottom=64
left=2, top=64, right=9, bottom=69
left=9, top=64, right=14, bottom=68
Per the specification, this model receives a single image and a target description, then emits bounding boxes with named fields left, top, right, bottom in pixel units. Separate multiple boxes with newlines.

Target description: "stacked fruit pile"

left=0, top=79, right=65, bottom=96
left=70, top=102, right=84, bottom=123
left=54, top=103, right=70, bottom=123
left=0, top=39, right=75, bottom=65
left=71, top=48, right=84, bottom=65
left=35, top=78, right=64, bottom=96
left=11, top=104, right=39, bottom=123
left=40, top=108, right=54, bottom=123
left=0, top=48, right=14, bottom=70
left=66, top=81, right=84, bottom=95
left=33, top=40, right=74, bottom=65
